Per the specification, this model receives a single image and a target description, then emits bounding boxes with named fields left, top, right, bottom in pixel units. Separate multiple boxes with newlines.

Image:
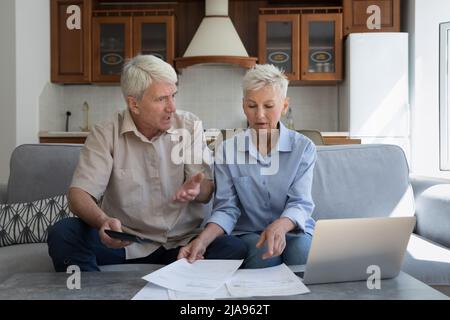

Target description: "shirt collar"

left=237, top=122, right=293, bottom=153
left=120, top=109, right=138, bottom=136
left=120, top=109, right=178, bottom=139
left=278, top=122, right=293, bottom=152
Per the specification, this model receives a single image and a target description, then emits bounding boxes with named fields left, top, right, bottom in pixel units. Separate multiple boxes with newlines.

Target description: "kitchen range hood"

left=175, top=0, right=257, bottom=70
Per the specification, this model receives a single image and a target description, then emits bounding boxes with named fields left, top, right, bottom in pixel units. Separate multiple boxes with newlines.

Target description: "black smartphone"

left=104, top=230, right=153, bottom=244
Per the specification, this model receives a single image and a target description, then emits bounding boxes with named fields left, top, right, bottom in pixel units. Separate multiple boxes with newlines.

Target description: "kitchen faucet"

left=80, top=101, right=90, bottom=132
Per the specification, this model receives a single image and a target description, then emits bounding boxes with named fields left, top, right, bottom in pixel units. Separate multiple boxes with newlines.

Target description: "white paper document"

left=132, top=283, right=169, bottom=300
left=226, top=264, right=310, bottom=297
left=133, top=260, right=310, bottom=300
left=168, top=285, right=232, bottom=300
left=142, top=258, right=243, bottom=294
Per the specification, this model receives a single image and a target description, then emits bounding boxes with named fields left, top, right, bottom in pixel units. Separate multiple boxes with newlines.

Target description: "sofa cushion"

left=0, top=183, right=7, bottom=204
left=414, top=184, right=450, bottom=248
left=0, top=243, right=54, bottom=282
left=402, top=234, right=450, bottom=286
left=6, top=144, right=82, bottom=203
left=312, top=145, right=415, bottom=220
left=0, top=195, right=74, bottom=247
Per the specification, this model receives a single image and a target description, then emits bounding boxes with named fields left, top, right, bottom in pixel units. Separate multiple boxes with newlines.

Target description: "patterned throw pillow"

left=0, top=195, right=74, bottom=247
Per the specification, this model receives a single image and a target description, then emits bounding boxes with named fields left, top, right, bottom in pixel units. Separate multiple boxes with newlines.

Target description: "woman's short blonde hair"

left=242, top=64, right=289, bottom=98
left=121, top=55, right=177, bottom=101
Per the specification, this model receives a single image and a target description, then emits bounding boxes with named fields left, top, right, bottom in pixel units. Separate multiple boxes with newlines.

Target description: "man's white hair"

left=121, top=55, right=177, bottom=101
left=242, top=64, right=289, bottom=98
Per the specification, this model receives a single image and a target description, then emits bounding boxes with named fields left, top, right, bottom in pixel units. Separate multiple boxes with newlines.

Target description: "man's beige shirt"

left=70, top=109, right=213, bottom=259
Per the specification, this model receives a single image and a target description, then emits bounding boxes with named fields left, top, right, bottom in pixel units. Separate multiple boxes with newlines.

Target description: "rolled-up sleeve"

left=70, top=124, right=113, bottom=201
left=281, top=141, right=317, bottom=232
left=207, top=145, right=242, bottom=234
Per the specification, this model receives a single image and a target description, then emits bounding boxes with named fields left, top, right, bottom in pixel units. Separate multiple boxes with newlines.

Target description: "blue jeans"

left=238, top=232, right=312, bottom=269
left=48, top=217, right=247, bottom=272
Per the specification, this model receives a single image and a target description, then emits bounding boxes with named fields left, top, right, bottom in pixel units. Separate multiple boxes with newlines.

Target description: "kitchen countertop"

left=39, top=131, right=351, bottom=138
left=39, top=131, right=90, bottom=137
left=321, top=132, right=350, bottom=137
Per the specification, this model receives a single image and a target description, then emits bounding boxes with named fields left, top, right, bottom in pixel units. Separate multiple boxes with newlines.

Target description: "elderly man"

left=48, top=55, right=247, bottom=271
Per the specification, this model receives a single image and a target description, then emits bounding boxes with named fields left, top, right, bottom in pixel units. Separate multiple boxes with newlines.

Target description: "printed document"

left=142, top=258, right=243, bottom=294
left=226, top=264, right=310, bottom=297
left=131, top=283, right=169, bottom=300
left=134, top=261, right=310, bottom=300
left=167, top=285, right=232, bottom=300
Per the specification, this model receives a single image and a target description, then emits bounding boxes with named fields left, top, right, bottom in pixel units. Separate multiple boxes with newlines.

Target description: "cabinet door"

left=92, top=17, right=132, bottom=83
left=301, top=13, right=343, bottom=81
left=51, top=0, right=91, bottom=83
left=259, top=15, right=300, bottom=80
left=133, top=16, right=175, bottom=65
left=343, top=0, right=400, bottom=35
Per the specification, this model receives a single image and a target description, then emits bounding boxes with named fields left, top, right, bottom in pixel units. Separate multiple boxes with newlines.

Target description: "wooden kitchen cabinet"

left=92, top=12, right=175, bottom=83
left=51, top=0, right=92, bottom=83
left=323, top=136, right=361, bottom=145
left=259, top=7, right=343, bottom=83
left=258, top=14, right=300, bottom=80
left=343, top=0, right=401, bottom=36
left=39, top=134, right=361, bottom=146
left=301, top=13, right=342, bottom=81
left=92, top=16, right=132, bottom=82
left=40, top=136, right=87, bottom=144
left=51, top=1, right=175, bottom=84
left=133, top=16, right=175, bottom=65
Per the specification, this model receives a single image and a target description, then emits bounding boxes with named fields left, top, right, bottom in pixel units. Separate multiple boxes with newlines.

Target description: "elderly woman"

left=178, top=64, right=316, bottom=268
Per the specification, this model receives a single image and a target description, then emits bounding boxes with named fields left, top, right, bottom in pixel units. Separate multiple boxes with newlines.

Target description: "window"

left=440, top=22, right=450, bottom=170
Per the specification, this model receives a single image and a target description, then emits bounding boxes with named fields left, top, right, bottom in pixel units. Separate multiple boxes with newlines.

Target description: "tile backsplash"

left=39, top=64, right=338, bottom=132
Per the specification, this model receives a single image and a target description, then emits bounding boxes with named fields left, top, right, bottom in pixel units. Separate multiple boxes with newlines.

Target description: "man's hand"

left=99, top=217, right=132, bottom=249
left=173, top=173, right=204, bottom=202
left=256, top=217, right=295, bottom=260
left=177, top=238, right=207, bottom=263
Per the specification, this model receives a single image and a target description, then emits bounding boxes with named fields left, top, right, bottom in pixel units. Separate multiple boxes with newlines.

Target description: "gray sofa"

left=1, top=143, right=449, bottom=296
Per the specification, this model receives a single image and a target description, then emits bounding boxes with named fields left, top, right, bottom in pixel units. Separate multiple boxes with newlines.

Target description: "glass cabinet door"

left=259, top=15, right=300, bottom=80
left=92, top=17, right=132, bottom=82
left=301, top=14, right=342, bottom=81
left=134, top=16, right=174, bottom=65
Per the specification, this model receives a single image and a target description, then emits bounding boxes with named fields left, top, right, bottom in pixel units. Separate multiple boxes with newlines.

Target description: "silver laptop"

left=301, top=216, right=416, bottom=285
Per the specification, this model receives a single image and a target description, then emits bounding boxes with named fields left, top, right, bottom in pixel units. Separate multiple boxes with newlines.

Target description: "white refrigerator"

left=339, top=33, right=410, bottom=161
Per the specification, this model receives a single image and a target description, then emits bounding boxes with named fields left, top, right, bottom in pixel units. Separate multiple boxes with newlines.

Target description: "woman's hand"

left=256, top=217, right=295, bottom=259
left=99, top=217, right=132, bottom=249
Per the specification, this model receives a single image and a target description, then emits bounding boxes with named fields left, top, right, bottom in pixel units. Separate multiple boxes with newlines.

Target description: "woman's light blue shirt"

left=208, top=123, right=317, bottom=236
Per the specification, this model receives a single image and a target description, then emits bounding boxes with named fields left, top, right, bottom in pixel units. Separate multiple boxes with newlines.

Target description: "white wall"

left=40, top=65, right=339, bottom=132
left=408, top=0, right=450, bottom=178
left=289, top=86, right=338, bottom=132
left=0, top=0, right=16, bottom=183
left=40, top=83, right=126, bottom=132
left=15, top=0, right=50, bottom=145
left=0, top=0, right=50, bottom=184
